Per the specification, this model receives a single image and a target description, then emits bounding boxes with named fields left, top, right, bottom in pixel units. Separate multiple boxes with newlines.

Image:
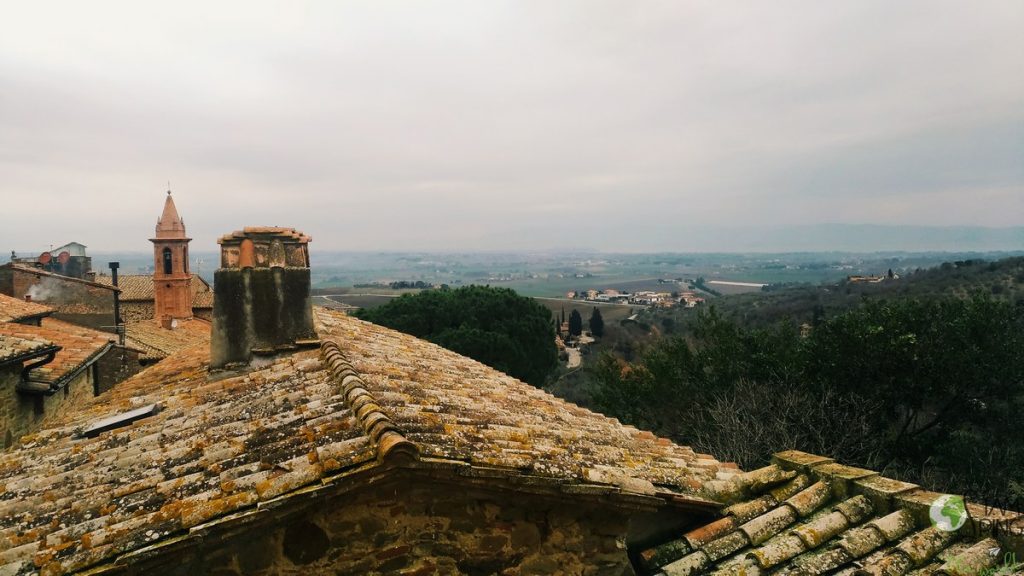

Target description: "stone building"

left=0, top=264, right=117, bottom=330
left=0, top=226, right=1020, bottom=575
left=0, top=293, right=137, bottom=450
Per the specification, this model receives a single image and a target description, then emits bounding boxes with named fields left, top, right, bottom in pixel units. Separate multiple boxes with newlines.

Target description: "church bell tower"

left=151, top=191, right=193, bottom=324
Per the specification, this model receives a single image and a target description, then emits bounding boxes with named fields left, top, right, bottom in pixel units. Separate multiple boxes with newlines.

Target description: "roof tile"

left=0, top=318, right=112, bottom=384
left=0, top=293, right=53, bottom=323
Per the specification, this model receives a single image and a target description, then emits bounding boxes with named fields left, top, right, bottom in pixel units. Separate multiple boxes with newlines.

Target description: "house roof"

left=0, top=307, right=737, bottom=575
left=93, top=274, right=213, bottom=308
left=1, top=308, right=1017, bottom=575
left=0, top=319, right=113, bottom=386
left=0, top=294, right=54, bottom=324
left=639, top=450, right=1024, bottom=575
left=121, top=318, right=211, bottom=361
left=0, top=334, right=57, bottom=368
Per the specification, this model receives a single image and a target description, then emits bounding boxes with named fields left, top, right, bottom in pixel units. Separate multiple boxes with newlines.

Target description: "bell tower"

left=150, top=190, right=193, bottom=324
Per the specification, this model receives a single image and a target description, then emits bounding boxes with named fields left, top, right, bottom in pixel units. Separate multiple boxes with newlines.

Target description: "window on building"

left=163, top=248, right=173, bottom=274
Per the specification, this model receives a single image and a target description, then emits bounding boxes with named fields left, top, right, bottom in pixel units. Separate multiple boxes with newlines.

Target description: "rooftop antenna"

left=167, top=181, right=171, bottom=195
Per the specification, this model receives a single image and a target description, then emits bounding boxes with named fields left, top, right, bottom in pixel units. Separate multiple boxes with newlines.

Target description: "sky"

left=2, top=1, right=1022, bottom=253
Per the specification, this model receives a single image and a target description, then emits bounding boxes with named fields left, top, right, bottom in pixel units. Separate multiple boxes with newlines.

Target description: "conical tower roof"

left=155, top=192, right=187, bottom=239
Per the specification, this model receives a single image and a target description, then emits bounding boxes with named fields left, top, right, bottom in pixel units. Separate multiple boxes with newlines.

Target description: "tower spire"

left=155, top=191, right=186, bottom=239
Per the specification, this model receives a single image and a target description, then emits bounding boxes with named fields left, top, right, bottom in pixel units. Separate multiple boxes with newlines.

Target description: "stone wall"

left=126, top=476, right=636, bottom=576
left=121, top=302, right=155, bottom=322
left=93, top=345, right=143, bottom=394
left=0, top=267, right=115, bottom=329
left=0, top=365, right=23, bottom=449
left=0, top=363, right=96, bottom=449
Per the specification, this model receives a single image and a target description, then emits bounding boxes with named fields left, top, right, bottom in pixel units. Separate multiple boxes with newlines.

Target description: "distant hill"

left=649, top=256, right=1024, bottom=330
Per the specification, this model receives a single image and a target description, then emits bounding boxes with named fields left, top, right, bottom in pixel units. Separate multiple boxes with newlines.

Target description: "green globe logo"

left=929, top=494, right=967, bottom=532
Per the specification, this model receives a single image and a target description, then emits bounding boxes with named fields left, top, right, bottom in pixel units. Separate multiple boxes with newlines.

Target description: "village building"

left=0, top=263, right=118, bottom=330
left=0, top=223, right=1019, bottom=575
left=0, top=294, right=138, bottom=450
left=11, top=242, right=93, bottom=281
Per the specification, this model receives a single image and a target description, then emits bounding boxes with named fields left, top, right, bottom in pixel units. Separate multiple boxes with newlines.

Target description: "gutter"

left=18, top=341, right=114, bottom=396
left=0, top=344, right=60, bottom=371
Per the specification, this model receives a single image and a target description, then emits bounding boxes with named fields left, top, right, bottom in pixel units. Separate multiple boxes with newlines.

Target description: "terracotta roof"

left=0, top=319, right=113, bottom=386
left=0, top=307, right=737, bottom=575
left=8, top=309, right=1016, bottom=575
left=0, top=334, right=57, bottom=367
left=0, top=294, right=53, bottom=323
left=93, top=275, right=213, bottom=309
left=92, top=275, right=152, bottom=301
left=122, top=319, right=211, bottom=361
left=639, top=450, right=1024, bottom=575
left=315, top=309, right=734, bottom=494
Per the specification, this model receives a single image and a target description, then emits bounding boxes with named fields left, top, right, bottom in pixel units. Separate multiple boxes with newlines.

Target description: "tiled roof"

left=93, top=274, right=213, bottom=308
left=0, top=334, right=56, bottom=367
left=315, top=309, right=736, bottom=494
left=92, top=275, right=151, bottom=301
left=0, top=319, right=113, bottom=385
left=0, top=307, right=737, bottom=575
left=0, top=294, right=53, bottom=323
left=639, top=450, right=1024, bottom=575
left=122, top=319, right=211, bottom=361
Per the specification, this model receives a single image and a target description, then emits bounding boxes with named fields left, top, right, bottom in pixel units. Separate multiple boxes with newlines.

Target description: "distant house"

left=11, top=241, right=93, bottom=280
left=847, top=275, right=885, bottom=284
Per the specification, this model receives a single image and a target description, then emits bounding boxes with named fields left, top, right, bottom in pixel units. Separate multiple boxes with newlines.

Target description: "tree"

left=590, top=297, right=1024, bottom=501
left=568, top=309, right=583, bottom=337
left=589, top=307, right=604, bottom=337
left=355, top=285, right=558, bottom=386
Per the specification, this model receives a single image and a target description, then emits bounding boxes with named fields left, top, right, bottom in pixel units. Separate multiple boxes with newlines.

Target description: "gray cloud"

left=1, top=0, right=1021, bottom=253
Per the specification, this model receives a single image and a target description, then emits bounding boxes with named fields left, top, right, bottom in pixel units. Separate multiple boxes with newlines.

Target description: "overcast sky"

left=2, top=1, right=1022, bottom=253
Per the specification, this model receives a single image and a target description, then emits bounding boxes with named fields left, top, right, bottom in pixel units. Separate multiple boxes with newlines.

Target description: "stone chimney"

left=210, top=227, right=319, bottom=369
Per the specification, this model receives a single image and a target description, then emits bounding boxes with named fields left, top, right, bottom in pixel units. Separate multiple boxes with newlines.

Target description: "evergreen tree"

left=355, top=285, right=558, bottom=386
left=589, top=307, right=604, bottom=337
left=569, top=309, right=583, bottom=336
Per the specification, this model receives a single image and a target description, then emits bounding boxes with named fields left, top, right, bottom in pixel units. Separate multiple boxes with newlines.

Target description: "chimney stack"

left=210, top=227, right=319, bottom=369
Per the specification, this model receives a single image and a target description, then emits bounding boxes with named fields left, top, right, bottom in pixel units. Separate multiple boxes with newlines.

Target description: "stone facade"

left=0, top=265, right=116, bottom=330
left=119, top=302, right=154, bottom=323
left=92, top=345, right=143, bottom=395
left=97, top=474, right=636, bottom=576
left=0, top=361, right=96, bottom=449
